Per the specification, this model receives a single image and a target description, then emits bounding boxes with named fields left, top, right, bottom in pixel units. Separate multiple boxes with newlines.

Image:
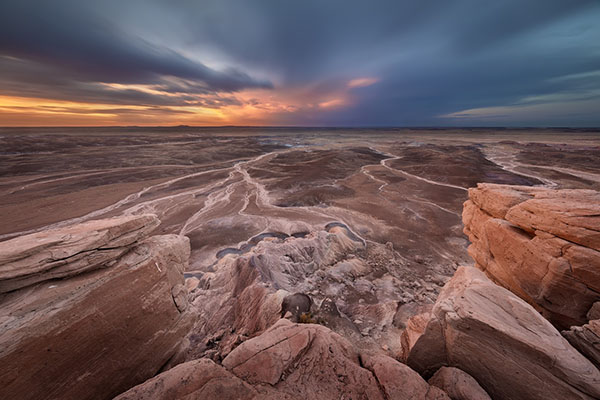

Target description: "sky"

left=0, top=0, right=599, bottom=127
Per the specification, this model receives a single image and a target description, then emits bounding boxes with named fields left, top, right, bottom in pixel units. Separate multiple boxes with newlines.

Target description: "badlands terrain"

left=1, top=127, right=600, bottom=399
left=2, top=127, right=599, bottom=265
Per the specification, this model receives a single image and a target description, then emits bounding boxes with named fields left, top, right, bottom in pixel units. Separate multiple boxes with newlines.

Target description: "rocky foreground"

left=0, top=215, right=193, bottom=399
left=0, top=183, right=599, bottom=399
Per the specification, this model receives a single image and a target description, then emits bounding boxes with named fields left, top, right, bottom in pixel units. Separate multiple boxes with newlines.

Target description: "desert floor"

left=1, top=127, right=599, bottom=277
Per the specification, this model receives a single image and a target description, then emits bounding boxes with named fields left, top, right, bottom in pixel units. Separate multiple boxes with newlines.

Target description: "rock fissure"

left=225, top=329, right=308, bottom=371
left=0, top=215, right=192, bottom=400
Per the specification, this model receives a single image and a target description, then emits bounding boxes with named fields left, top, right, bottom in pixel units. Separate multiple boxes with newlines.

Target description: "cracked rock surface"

left=402, top=266, right=600, bottom=400
left=0, top=215, right=192, bottom=400
left=0, top=214, right=160, bottom=292
left=463, top=183, right=600, bottom=329
left=117, top=319, right=450, bottom=400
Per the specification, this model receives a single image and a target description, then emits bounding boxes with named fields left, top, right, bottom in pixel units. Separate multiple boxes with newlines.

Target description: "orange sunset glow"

left=0, top=76, right=379, bottom=126
left=2, top=1, right=598, bottom=127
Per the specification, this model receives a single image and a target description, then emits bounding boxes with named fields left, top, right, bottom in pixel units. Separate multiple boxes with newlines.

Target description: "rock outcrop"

left=0, top=214, right=160, bottom=293
left=280, top=292, right=312, bottom=321
left=222, top=319, right=385, bottom=398
left=4, top=182, right=598, bottom=400
left=359, top=353, right=450, bottom=400
left=428, top=367, right=491, bottom=400
left=118, top=319, right=450, bottom=399
left=402, top=266, right=600, bottom=400
left=0, top=215, right=192, bottom=400
left=587, top=301, right=600, bottom=320
left=563, top=319, right=600, bottom=368
left=182, top=224, right=424, bottom=361
left=113, top=358, right=288, bottom=400
left=463, top=183, right=600, bottom=329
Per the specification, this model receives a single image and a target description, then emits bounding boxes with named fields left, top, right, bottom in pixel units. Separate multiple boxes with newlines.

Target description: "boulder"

left=222, top=319, right=384, bottom=399
left=222, top=318, right=449, bottom=399
left=114, top=358, right=290, bottom=400
left=118, top=319, right=452, bottom=399
left=0, top=216, right=192, bottom=400
left=403, top=266, right=600, bottom=400
left=563, top=319, right=600, bottom=369
left=0, top=214, right=160, bottom=293
left=360, top=354, right=450, bottom=400
left=463, top=183, right=600, bottom=328
left=428, top=367, right=491, bottom=400
left=280, top=292, right=312, bottom=321
left=588, top=302, right=600, bottom=321
left=400, top=311, right=445, bottom=372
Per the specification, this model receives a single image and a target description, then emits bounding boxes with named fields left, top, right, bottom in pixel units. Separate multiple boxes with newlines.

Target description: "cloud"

left=550, top=70, right=600, bottom=83
left=319, top=98, right=346, bottom=109
left=0, top=0, right=272, bottom=97
left=0, top=0, right=599, bottom=126
left=348, top=78, right=379, bottom=89
left=438, top=98, right=600, bottom=127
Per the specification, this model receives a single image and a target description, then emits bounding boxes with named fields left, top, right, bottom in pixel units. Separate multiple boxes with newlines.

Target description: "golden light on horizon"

left=0, top=78, right=364, bottom=126
left=0, top=94, right=231, bottom=126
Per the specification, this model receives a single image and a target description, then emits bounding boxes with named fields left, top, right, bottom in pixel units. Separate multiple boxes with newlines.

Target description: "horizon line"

left=1, top=125, right=600, bottom=130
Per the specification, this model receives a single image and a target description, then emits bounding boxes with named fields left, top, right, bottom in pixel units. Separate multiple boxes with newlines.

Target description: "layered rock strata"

left=462, top=183, right=600, bottom=329
left=0, top=215, right=192, bottom=400
left=563, top=320, right=600, bottom=369
left=401, top=266, right=600, bottom=400
left=0, top=214, right=160, bottom=293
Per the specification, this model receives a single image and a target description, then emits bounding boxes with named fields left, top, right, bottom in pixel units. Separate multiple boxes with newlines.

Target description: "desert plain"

left=2, top=127, right=599, bottom=270
left=2, top=127, right=599, bottom=327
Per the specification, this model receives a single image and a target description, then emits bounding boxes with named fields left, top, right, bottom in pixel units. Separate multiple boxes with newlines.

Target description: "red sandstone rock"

left=124, top=318, right=450, bottom=399
left=505, top=188, right=600, bottom=250
left=400, top=311, right=446, bottom=373
left=467, top=183, right=539, bottom=218
left=113, top=358, right=290, bottom=400
left=403, top=266, right=600, bottom=400
left=361, top=354, right=450, bottom=399
left=0, top=214, right=160, bottom=293
left=222, top=319, right=384, bottom=399
left=563, top=319, right=600, bottom=369
left=463, top=183, right=600, bottom=328
left=0, top=216, right=192, bottom=400
left=428, top=367, right=491, bottom=400
left=588, top=302, right=600, bottom=320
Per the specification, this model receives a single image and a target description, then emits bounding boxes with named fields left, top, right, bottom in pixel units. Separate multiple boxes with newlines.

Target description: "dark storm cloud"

left=158, top=0, right=599, bottom=125
left=0, top=0, right=272, bottom=97
left=0, top=56, right=243, bottom=110
left=1, top=0, right=599, bottom=125
left=163, top=0, right=597, bottom=83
